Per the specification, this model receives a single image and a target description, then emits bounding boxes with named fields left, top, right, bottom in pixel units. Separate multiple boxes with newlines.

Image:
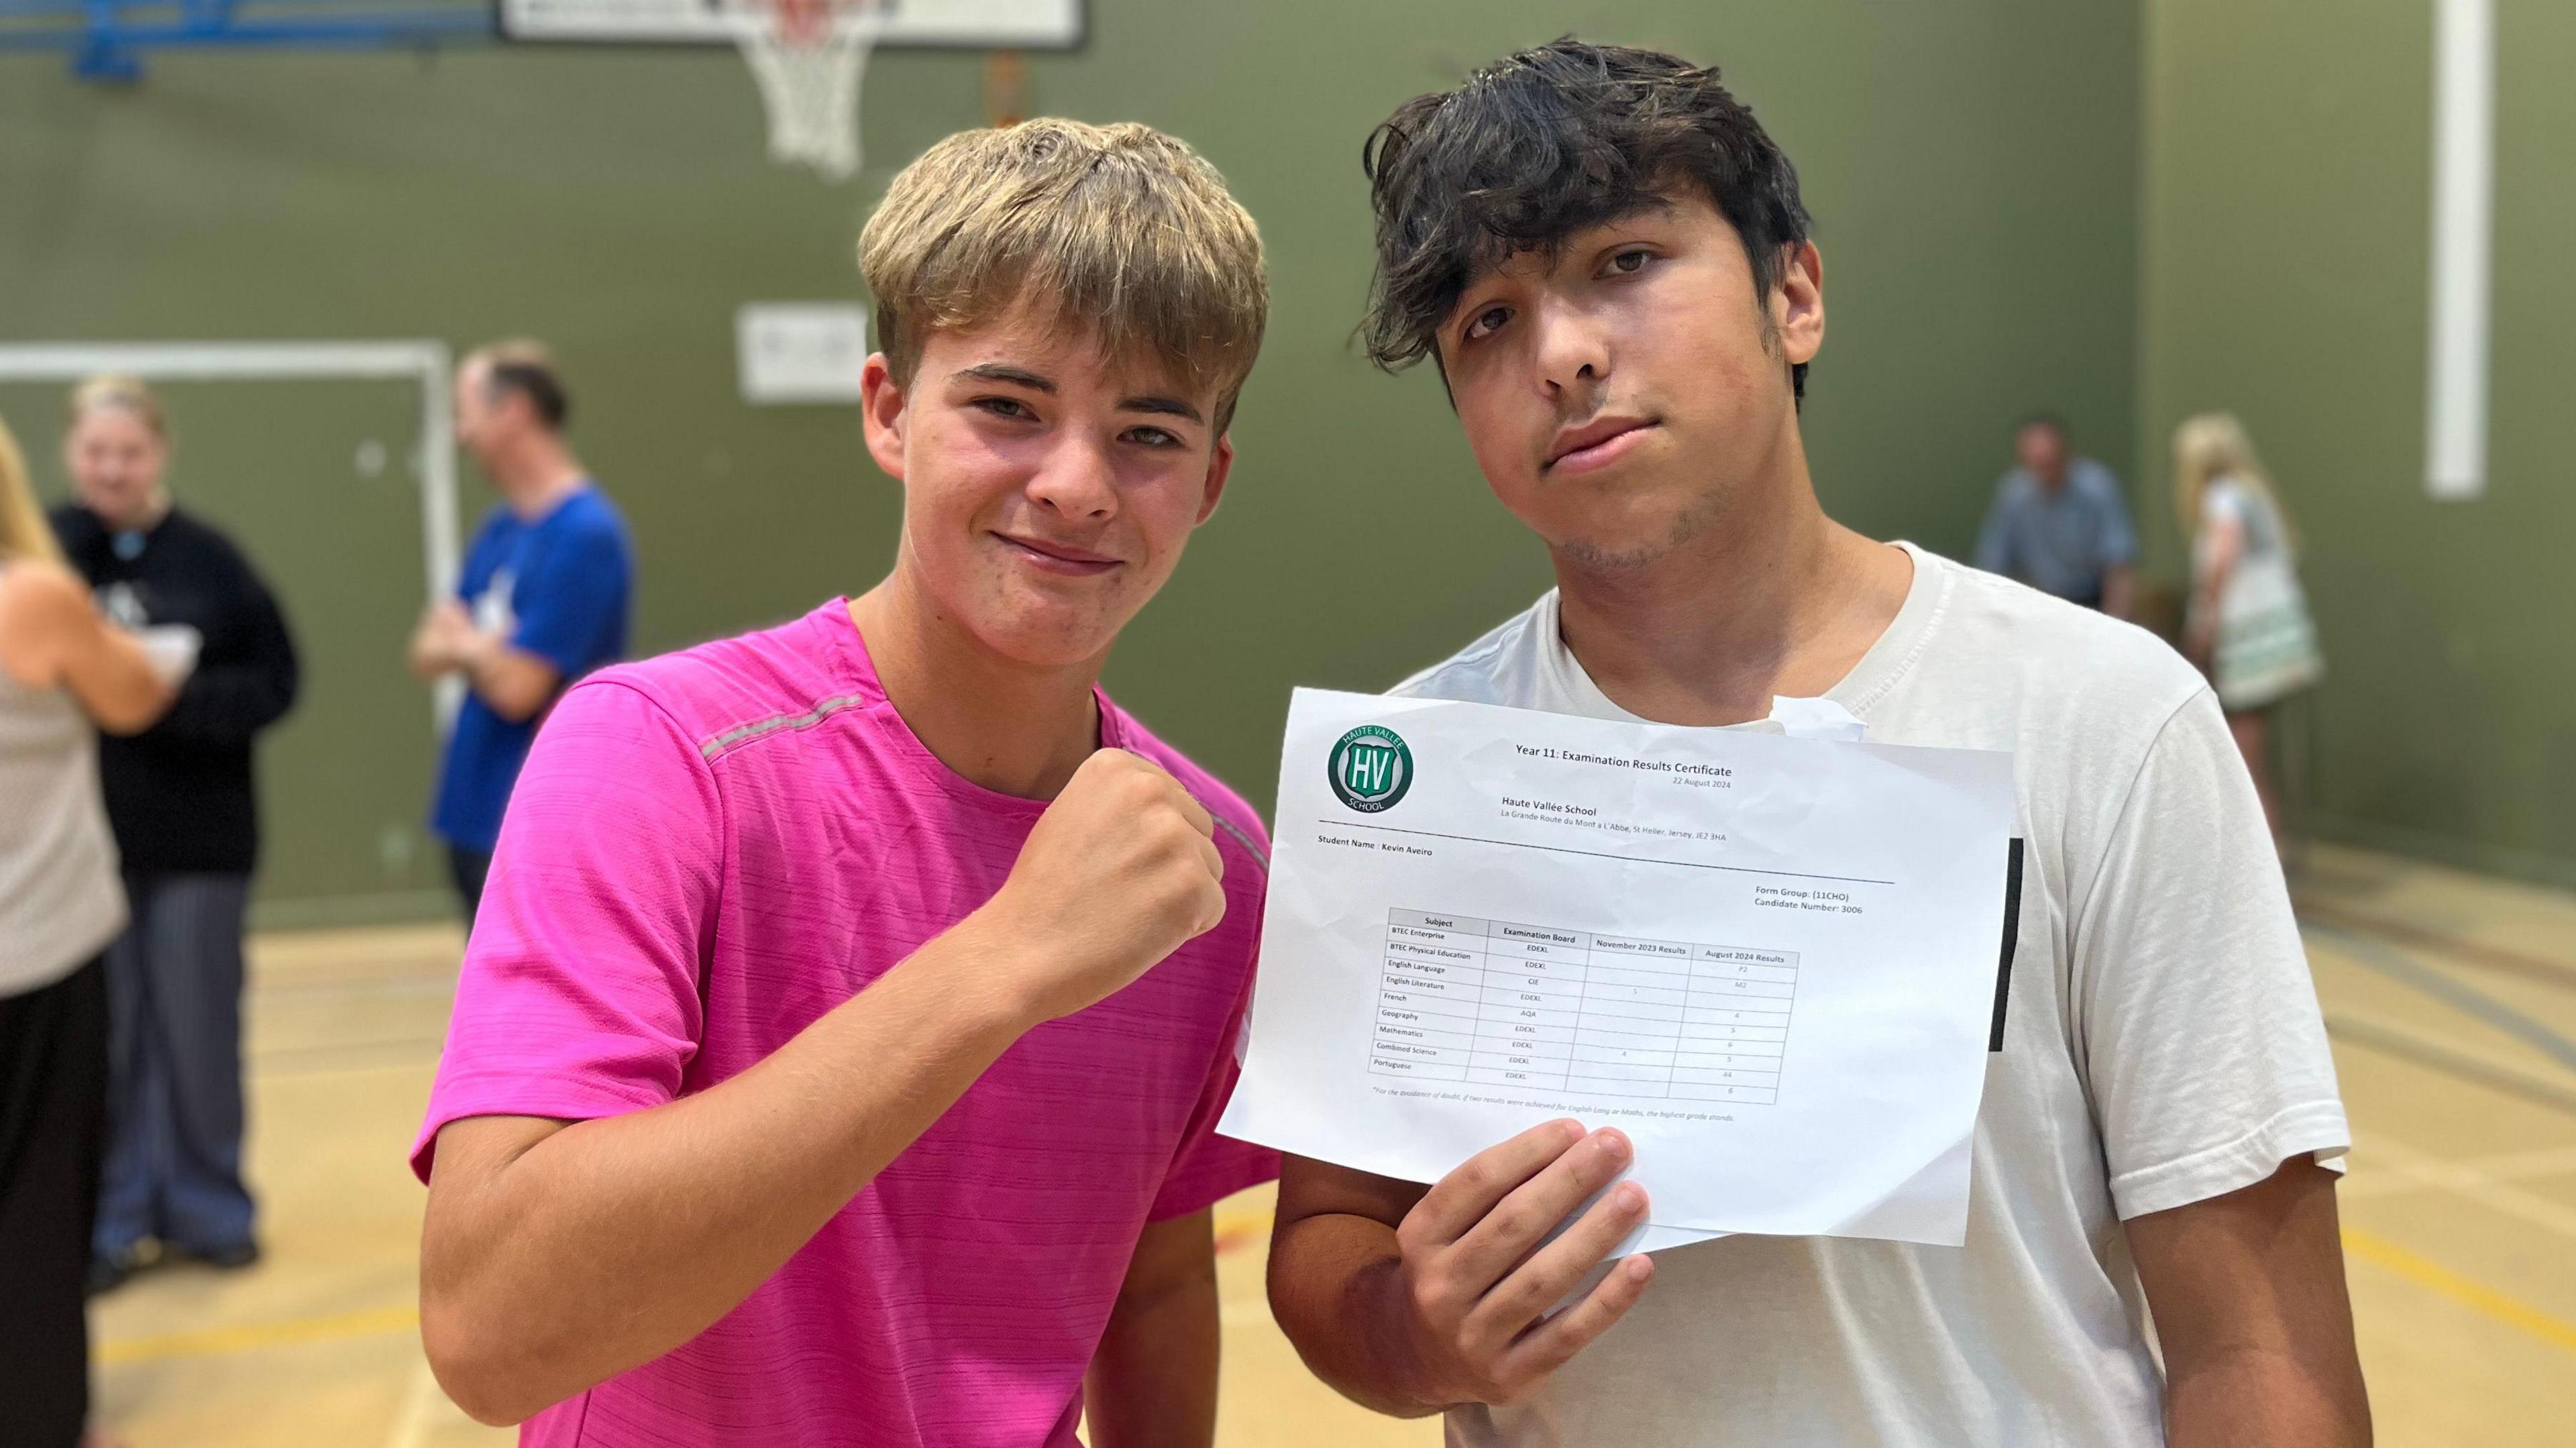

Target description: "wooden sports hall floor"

left=86, top=842, right=2576, bottom=1445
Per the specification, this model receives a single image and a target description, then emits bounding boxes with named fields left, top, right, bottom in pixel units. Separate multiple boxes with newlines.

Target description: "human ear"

left=859, top=353, right=908, bottom=483
left=1193, top=433, right=1235, bottom=526
left=1775, top=241, right=1825, bottom=366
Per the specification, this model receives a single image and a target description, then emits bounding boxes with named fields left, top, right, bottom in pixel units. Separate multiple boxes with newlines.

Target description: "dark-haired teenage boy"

left=1267, top=41, right=2368, bottom=1447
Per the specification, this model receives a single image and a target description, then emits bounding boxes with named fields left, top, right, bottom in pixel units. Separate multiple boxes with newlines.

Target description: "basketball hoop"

left=724, top=0, right=894, bottom=181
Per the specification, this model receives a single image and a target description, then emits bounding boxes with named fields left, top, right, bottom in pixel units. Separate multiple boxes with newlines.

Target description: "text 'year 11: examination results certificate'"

left=1217, top=687, right=2018, bottom=1245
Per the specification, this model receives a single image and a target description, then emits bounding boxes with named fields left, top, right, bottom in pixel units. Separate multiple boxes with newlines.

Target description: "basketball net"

left=727, top=0, right=892, bottom=181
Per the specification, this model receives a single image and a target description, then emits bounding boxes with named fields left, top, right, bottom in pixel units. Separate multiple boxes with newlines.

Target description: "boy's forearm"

left=2131, top=1162, right=2369, bottom=1448
left=2165, top=1345, right=2371, bottom=1447
left=423, top=921, right=1044, bottom=1423
left=1266, top=1213, right=1444, bottom=1418
left=1085, top=1258, right=1220, bottom=1448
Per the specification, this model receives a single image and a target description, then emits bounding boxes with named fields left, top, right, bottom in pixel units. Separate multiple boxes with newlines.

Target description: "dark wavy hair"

left=1361, top=38, right=1814, bottom=402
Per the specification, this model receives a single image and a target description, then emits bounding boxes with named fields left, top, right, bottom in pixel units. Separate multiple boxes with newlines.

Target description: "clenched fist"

left=973, top=748, right=1229, bottom=1023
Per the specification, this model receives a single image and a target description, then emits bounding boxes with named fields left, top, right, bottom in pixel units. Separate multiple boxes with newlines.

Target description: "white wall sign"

left=736, top=303, right=872, bottom=404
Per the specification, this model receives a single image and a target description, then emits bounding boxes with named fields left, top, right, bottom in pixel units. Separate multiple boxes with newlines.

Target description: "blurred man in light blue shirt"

left=1974, top=415, right=2137, bottom=616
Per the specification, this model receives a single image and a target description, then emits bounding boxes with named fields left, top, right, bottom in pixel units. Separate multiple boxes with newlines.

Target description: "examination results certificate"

left=1218, top=688, right=2018, bottom=1245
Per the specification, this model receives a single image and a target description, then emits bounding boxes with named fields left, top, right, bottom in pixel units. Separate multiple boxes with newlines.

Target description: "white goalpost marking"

left=0, top=339, right=464, bottom=721
left=2426, top=0, right=2493, bottom=501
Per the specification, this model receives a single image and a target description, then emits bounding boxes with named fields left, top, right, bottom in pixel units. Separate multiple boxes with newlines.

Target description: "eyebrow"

left=1118, top=394, right=1204, bottom=425
left=953, top=363, right=1055, bottom=392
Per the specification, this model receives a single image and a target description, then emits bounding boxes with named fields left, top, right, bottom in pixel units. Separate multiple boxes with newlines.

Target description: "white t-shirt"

left=1395, top=543, right=2349, bottom=1447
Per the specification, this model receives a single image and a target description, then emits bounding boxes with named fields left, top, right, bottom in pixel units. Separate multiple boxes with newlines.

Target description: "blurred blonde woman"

left=2175, top=413, right=2322, bottom=845
left=0, top=412, right=173, bottom=1448
left=52, top=376, right=299, bottom=1294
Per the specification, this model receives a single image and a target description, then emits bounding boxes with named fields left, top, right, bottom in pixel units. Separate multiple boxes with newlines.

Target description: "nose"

left=1533, top=294, right=1611, bottom=398
left=1024, top=434, right=1119, bottom=522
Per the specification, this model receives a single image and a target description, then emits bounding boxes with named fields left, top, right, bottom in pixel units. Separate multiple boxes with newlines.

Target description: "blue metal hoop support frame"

left=0, top=0, right=494, bottom=80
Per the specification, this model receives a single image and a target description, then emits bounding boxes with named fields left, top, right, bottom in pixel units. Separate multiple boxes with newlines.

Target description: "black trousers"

left=0, top=956, right=107, bottom=1448
left=447, top=844, right=492, bottom=927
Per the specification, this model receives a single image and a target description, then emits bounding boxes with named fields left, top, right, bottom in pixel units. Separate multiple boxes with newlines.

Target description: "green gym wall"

left=2140, top=0, right=2576, bottom=888
left=24, top=2, right=2554, bottom=918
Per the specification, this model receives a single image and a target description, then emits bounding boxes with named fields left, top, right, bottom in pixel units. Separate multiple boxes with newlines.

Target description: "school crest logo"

left=1328, top=724, right=1414, bottom=814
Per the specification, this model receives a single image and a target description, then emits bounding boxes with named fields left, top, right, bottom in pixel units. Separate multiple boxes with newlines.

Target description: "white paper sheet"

left=1219, top=688, right=2016, bottom=1245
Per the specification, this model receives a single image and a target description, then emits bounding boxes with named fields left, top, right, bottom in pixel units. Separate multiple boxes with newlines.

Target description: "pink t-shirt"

left=411, top=600, right=1277, bottom=1447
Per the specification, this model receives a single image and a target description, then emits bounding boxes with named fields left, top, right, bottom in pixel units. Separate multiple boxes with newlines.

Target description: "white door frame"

left=0, top=339, right=463, bottom=718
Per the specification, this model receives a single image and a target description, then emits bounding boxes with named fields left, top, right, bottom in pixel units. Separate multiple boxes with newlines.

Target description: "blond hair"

left=0, top=414, right=66, bottom=565
left=463, top=339, right=572, bottom=431
left=70, top=374, right=170, bottom=443
left=859, top=119, right=1269, bottom=431
left=466, top=338, right=555, bottom=371
left=2173, top=412, right=2298, bottom=554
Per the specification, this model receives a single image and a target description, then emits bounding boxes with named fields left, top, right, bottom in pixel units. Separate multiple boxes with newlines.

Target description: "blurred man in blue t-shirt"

left=1974, top=414, right=2137, bottom=618
left=410, top=341, right=631, bottom=920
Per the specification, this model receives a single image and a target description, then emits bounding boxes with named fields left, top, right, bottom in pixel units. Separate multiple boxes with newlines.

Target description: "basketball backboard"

left=498, top=0, right=1080, bottom=178
left=498, top=0, right=1084, bottom=49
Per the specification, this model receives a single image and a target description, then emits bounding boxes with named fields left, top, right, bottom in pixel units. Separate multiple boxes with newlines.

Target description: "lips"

left=1546, top=416, right=1656, bottom=472
left=994, top=533, right=1122, bottom=575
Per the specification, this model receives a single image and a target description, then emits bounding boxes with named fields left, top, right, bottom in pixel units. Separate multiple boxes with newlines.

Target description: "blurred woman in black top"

left=49, top=376, right=299, bottom=1291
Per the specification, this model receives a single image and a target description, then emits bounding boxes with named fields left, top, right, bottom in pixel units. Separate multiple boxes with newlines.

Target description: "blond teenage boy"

left=413, top=121, right=1274, bottom=1447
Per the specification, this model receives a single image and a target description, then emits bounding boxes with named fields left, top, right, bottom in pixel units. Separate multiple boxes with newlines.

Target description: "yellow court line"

left=2343, top=1227, right=2576, bottom=1357
left=93, top=1233, right=2575, bottom=1371
left=99, top=1302, right=420, bottom=1366
left=1214, top=1206, right=1275, bottom=1251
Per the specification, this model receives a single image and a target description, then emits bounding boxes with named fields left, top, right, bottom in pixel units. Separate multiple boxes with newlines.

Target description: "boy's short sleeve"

left=410, top=677, right=720, bottom=1182
left=1147, top=948, right=1281, bottom=1221
left=511, top=512, right=629, bottom=679
left=2071, top=688, right=2349, bottom=1220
